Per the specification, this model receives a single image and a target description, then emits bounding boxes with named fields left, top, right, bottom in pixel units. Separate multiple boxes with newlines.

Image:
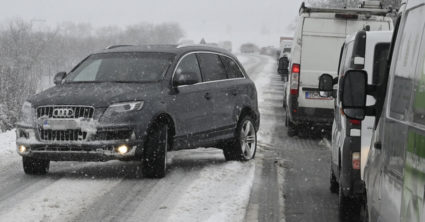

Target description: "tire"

left=142, top=122, right=169, bottom=178
left=22, top=157, right=50, bottom=175
left=330, top=168, right=339, bottom=193
left=339, top=185, right=361, bottom=222
left=360, top=194, right=369, bottom=222
left=287, top=119, right=297, bottom=137
left=223, top=115, right=257, bottom=161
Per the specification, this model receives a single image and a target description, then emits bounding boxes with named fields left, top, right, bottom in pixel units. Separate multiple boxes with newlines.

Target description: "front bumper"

left=16, top=124, right=145, bottom=162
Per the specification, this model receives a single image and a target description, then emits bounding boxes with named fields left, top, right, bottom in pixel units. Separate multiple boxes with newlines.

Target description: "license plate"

left=305, top=91, right=331, bottom=100
left=42, top=119, right=79, bottom=130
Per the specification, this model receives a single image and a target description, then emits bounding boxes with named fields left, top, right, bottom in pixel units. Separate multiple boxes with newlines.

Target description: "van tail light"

left=352, top=152, right=360, bottom=170
left=290, top=64, right=300, bottom=95
left=349, top=119, right=361, bottom=125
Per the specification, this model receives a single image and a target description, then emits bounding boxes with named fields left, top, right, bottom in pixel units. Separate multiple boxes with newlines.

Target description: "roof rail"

left=299, top=2, right=392, bottom=16
left=177, top=43, right=220, bottom=49
left=105, top=45, right=133, bottom=50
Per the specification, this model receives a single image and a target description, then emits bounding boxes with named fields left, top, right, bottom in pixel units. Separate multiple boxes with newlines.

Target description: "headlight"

left=103, top=101, right=144, bottom=117
left=19, top=101, right=34, bottom=125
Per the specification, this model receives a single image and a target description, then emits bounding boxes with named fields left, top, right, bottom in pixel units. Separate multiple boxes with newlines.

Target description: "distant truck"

left=240, top=43, right=259, bottom=54
left=279, top=37, right=293, bottom=58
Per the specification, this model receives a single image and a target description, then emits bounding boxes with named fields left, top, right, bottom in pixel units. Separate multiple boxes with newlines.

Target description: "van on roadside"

left=319, top=30, right=392, bottom=221
left=284, top=1, right=394, bottom=137
left=321, top=0, right=425, bottom=221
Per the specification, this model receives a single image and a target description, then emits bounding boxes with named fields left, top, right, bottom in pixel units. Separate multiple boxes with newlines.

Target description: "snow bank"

left=166, top=161, right=255, bottom=222
left=0, top=129, right=19, bottom=168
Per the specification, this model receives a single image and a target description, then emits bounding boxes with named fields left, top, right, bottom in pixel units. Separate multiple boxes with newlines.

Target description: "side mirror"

left=341, top=70, right=368, bottom=120
left=278, top=57, right=289, bottom=80
left=54, top=72, right=67, bottom=85
left=173, top=72, right=200, bottom=86
left=318, top=73, right=334, bottom=97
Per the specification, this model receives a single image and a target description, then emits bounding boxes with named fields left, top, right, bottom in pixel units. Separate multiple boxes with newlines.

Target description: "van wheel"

left=287, top=120, right=297, bottom=137
left=23, top=157, right=50, bottom=175
left=360, top=193, right=369, bottom=222
left=223, top=115, right=257, bottom=161
left=339, top=185, right=361, bottom=221
left=330, top=168, right=339, bottom=193
left=142, top=122, right=169, bottom=178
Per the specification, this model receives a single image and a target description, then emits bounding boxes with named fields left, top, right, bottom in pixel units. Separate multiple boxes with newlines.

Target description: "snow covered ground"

left=0, top=54, right=280, bottom=222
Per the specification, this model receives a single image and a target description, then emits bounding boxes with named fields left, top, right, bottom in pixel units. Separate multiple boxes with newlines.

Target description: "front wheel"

left=223, top=115, right=257, bottom=161
left=22, top=157, right=50, bottom=175
left=142, top=122, right=169, bottom=178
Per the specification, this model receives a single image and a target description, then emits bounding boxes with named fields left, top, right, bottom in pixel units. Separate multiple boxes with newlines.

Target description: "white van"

left=285, top=2, right=394, bottom=137
left=319, top=30, right=393, bottom=220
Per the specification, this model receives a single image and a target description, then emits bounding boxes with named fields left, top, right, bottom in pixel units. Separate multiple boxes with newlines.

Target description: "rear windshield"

left=65, top=52, right=175, bottom=83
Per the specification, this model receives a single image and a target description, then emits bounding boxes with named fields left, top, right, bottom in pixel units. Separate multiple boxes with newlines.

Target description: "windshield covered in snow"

left=65, top=52, right=175, bottom=83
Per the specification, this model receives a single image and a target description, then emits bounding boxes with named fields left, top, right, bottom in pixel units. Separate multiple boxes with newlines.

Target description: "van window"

left=412, top=28, right=425, bottom=125
left=197, top=53, right=228, bottom=81
left=221, top=56, right=244, bottom=79
left=372, top=43, right=390, bottom=85
left=389, top=6, right=425, bottom=122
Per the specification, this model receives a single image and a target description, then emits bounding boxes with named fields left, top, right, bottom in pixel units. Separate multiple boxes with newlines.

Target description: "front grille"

left=37, top=106, right=95, bottom=119
left=39, top=129, right=87, bottom=141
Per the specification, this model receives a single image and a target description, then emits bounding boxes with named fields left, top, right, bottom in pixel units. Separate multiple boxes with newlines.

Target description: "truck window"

left=389, top=7, right=425, bottom=122
left=372, top=43, right=390, bottom=85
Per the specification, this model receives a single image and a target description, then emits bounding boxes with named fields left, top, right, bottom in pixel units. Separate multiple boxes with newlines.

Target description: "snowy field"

left=0, top=54, right=280, bottom=222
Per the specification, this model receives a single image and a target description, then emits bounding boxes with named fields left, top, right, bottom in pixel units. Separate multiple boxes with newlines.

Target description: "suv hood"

left=29, top=82, right=163, bottom=108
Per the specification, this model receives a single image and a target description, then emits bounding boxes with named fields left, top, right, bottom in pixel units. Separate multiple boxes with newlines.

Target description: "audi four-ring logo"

left=52, top=108, right=74, bottom=118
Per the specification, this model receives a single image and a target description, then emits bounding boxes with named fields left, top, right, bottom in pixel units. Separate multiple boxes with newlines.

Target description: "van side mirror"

left=341, top=70, right=367, bottom=120
left=54, top=72, right=67, bottom=85
left=173, top=72, right=200, bottom=86
left=278, top=57, right=289, bottom=81
left=318, top=73, right=335, bottom=97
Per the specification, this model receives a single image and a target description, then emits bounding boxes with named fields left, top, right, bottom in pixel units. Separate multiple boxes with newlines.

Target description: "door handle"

left=204, top=92, right=211, bottom=100
left=230, top=90, right=238, bottom=96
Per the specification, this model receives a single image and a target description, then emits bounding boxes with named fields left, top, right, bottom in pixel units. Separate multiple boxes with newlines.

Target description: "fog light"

left=117, top=145, right=129, bottom=155
left=18, top=145, right=27, bottom=153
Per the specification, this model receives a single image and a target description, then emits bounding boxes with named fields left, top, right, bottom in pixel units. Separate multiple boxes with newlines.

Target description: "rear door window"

left=412, top=25, right=425, bottom=125
left=372, top=43, right=390, bottom=85
left=197, top=53, right=228, bottom=82
left=220, top=56, right=244, bottom=79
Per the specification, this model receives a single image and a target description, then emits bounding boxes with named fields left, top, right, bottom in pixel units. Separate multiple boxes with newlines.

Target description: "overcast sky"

left=0, top=0, right=305, bottom=48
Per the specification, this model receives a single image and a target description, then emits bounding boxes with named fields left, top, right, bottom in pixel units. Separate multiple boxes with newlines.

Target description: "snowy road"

left=0, top=55, right=339, bottom=222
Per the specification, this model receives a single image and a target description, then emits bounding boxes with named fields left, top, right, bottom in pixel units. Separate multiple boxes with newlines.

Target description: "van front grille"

left=37, top=106, right=94, bottom=119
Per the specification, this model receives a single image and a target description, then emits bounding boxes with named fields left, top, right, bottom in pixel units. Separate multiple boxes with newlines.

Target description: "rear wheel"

left=142, top=122, right=169, bottom=178
left=223, top=115, right=257, bottom=161
left=287, top=118, right=297, bottom=137
left=360, top=193, right=369, bottom=222
left=22, top=157, right=50, bottom=175
left=339, top=185, right=361, bottom=221
left=330, top=168, right=339, bottom=193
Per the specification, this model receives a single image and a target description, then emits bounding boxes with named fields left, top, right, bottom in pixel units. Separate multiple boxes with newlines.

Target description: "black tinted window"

left=197, top=53, right=227, bottom=81
left=221, top=56, right=244, bottom=79
left=372, top=43, right=390, bottom=85
left=176, top=54, right=202, bottom=83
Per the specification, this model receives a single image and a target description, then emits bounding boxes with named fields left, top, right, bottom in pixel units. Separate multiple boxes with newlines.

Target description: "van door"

left=299, top=18, right=346, bottom=109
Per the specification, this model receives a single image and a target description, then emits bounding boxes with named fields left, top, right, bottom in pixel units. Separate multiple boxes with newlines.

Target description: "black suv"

left=16, top=45, right=260, bottom=178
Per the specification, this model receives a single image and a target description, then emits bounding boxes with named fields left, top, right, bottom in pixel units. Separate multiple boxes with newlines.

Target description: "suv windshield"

left=65, top=52, right=175, bottom=83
